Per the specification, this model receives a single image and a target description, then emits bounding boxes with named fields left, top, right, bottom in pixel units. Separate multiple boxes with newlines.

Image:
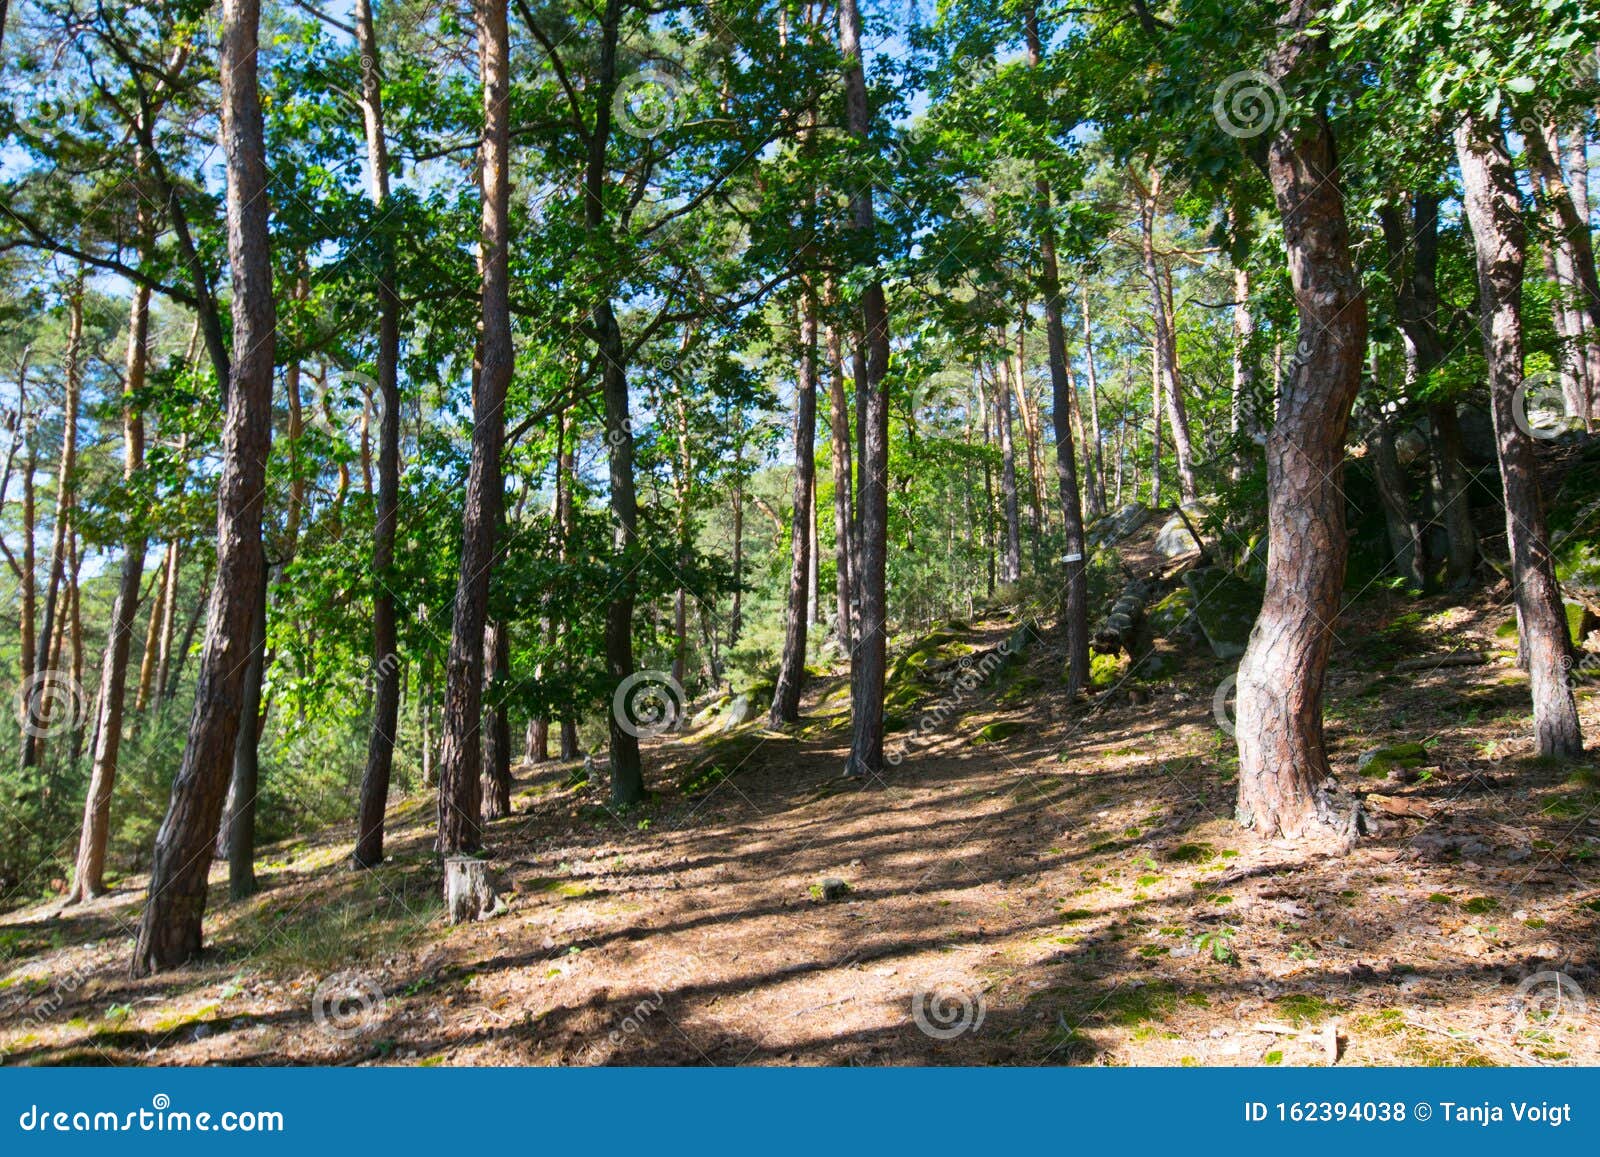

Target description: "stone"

left=1088, top=502, right=1150, bottom=548
left=1154, top=501, right=1209, bottom=560
left=814, top=878, right=851, bottom=902
left=1183, top=568, right=1262, bottom=660
left=1355, top=742, right=1429, bottom=779
left=720, top=694, right=753, bottom=731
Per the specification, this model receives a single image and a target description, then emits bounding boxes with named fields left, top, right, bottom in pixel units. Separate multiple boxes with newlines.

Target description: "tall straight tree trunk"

left=1233, top=0, right=1368, bottom=839
left=1564, top=127, right=1600, bottom=424
left=155, top=540, right=186, bottom=700
left=1136, top=174, right=1197, bottom=504
left=436, top=0, right=512, bottom=852
left=1379, top=196, right=1475, bottom=588
left=826, top=321, right=853, bottom=650
left=1230, top=261, right=1257, bottom=481
left=996, top=352, right=1022, bottom=585
left=480, top=620, right=511, bottom=821
left=1528, top=125, right=1600, bottom=426
left=1148, top=340, right=1163, bottom=505
left=770, top=285, right=819, bottom=726
left=1457, top=114, right=1584, bottom=757
left=131, top=0, right=274, bottom=973
left=839, top=0, right=891, bottom=779
left=22, top=276, right=82, bottom=770
left=1080, top=288, right=1106, bottom=515
left=19, top=391, right=35, bottom=693
left=134, top=544, right=173, bottom=712
left=67, top=281, right=150, bottom=903
left=352, top=0, right=403, bottom=869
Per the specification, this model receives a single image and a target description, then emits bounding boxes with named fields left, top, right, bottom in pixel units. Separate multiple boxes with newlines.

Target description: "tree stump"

left=444, top=856, right=498, bottom=924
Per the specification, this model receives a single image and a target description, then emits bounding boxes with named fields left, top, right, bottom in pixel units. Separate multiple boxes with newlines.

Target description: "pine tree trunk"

left=352, top=0, right=403, bottom=869
left=1137, top=175, right=1196, bottom=504
left=67, top=282, right=149, bottom=903
left=1527, top=124, right=1600, bottom=427
left=22, top=276, right=82, bottom=769
left=771, top=286, right=819, bottom=725
left=480, top=619, right=512, bottom=821
left=221, top=558, right=267, bottom=900
left=131, top=0, right=274, bottom=973
left=827, top=321, right=853, bottom=650
left=996, top=352, right=1022, bottom=585
left=840, top=0, right=891, bottom=779
left=1233, top=0, right=1368, bottom=840
left=436, top=0, right=512, bottom=853
left=1368, top=400, right=1425, bottom=590
left=1456, top=113, right=1584, bottom=758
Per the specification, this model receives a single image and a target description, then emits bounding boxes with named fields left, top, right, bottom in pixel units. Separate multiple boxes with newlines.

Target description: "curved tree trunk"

left=1457, top=113, right=1584, bottom=758
left=131, top=0, right=274, bottom=973
left=1233, top=0, right=1367, bottom=840
left=436, top=0, right=512, bottom=853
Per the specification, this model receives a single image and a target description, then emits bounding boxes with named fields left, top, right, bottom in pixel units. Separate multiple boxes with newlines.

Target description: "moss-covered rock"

left=1356, top=741, right=1430, bottom=778
left=1183, top=568, right=1262, bottom=660
left=972, top=719, right=1025, bottom=744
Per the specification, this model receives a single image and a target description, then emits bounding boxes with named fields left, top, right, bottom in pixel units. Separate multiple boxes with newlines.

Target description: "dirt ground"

left=3, top=590, right=1598, bottom=1067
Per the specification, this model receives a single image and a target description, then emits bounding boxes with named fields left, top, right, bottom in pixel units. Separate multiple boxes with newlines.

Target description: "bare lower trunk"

left=1233, top=1, right=1367, bottom=840
left=436, top=0, right=512, bottom=853
left=67, top=282, right=150, bottom=903
left=221, top=560, right=267, bottom=900
left=1457, top=113, right=1583, bottom=758
left=1368, top=403, right=1425, bottom=590
left=827, top=321, right=853, bottom=649
left=770, top=286, right=818, bottom=726
left=480, top=620, right=512, bottom=821
left=1080, top=288, right=1106, bottom=516
left=132, top=0, right=274, bottom=973
left=1427, top=403, right=1477, bottom=587
left=840, top=0, right=890, bottom=778
left=352, top=0, right=402, bottom=869
left=996, top=351, right=1022, bottom=585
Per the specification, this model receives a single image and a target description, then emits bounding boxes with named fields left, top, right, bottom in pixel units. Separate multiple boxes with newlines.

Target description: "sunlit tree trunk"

left=1233, top=0, right=1368, bottom=839
left=353, top=0, right=403, bottom=868
left=23, top=275, right=83, bottom=769
left=840, top=0, right=891, bottom=778
left=995, top=351, right=1022, bottom=585
left=826, top=319, right=853, bottom=650
left=436, top=0, right=513, bottom=850
left=68, top=278, right=151, bottom=903
left=132, top=0, right=274, bottom=972
left=1457, top=113, right=1583, bottom=758
left=771, top=285, right=818, bottom=725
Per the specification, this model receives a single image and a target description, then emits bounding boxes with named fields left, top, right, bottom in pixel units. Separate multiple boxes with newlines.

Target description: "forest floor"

left=3, top=587, right=1599, bottom=1067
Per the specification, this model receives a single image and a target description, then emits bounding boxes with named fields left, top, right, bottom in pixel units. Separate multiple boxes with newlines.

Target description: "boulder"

left=1088, top=502, right=1150, bottom=548
left=1183, top=568, right=1262, bottom=660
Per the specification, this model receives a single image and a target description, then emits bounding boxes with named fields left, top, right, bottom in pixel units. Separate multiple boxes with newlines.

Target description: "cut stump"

left=444, top=856, right=498, bottom=924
